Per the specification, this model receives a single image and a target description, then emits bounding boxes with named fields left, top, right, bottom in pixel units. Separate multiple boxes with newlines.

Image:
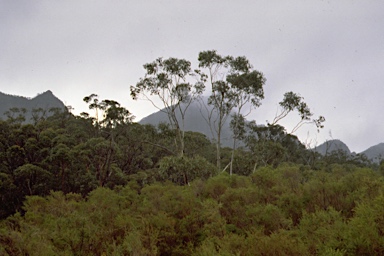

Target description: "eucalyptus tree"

left=271, top=91, right=325, bottom=133
left=82, top=94, right=134, bottom=136
left=100, top=99, right=134, bottom=129
left=130, top=57, right=205, bottom=157
left=97, top=100, right=134, bottom=186
left=245, top=123, right=302, bottom=170
left=83, top=93, right=104, bottom=126
left=30, top=108, right=48, bottom=125
left=198, top=50, right=266, bottom=172
left=4, top=107, right=27, bottom=125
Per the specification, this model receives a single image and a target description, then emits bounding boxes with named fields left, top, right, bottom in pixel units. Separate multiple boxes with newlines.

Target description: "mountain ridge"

left=139, top=99, right=234, bottom=147
left=0, top=90, right=66, bottom=122
left=312, top=139, right=384, bottom=163
left=312, top=139, right=351, bottom=156
left=360, top=143, right=384, bottom=163
left=2, top=91, right=383, bottom=163
left=140, top=104, right=384, bottom=163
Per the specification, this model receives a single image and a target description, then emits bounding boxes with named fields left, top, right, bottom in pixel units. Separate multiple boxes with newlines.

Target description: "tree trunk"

left=216, top=125, right=221, bottom=171
left=176, top=128, right=184, bottom=157
left=230, top=137, right=237, bottom=176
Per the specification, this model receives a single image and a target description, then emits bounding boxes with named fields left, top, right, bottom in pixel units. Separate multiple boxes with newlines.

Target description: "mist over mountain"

left=2, top=91, right=384, bottom=163
left=312, top=139, right=351, bottom=156
left=312, top=139, right=384, bottom=164
left=139, top=99, right=234, bottom=147
left=0, top=90, right=66, bottom=122
left=141, top=103, right=384, bottom=164
left=361, top=143, right=384, bottom=163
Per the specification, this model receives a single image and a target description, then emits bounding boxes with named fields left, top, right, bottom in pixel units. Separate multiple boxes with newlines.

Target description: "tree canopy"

left=4, top=50, right=384, bottom=255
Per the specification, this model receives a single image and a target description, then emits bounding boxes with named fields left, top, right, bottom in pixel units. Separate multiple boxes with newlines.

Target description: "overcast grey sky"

left=1, top=0, right=384, bottom=152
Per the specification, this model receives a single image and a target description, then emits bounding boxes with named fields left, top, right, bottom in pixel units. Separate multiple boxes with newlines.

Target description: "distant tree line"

left=0, top=50, right=381, bottom=255
left=0, top=94, right=370, bottom=218
left=130, top=50, right=325, bottom=172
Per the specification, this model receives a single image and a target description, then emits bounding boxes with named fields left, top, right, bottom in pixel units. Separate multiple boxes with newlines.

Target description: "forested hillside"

left=0, top=99, right=319, bottom=219
left=0, top=98, right=382, bottom=255
left=1, top=51, right=383, bottom=255
left=139, top=97, right=235, bottom=148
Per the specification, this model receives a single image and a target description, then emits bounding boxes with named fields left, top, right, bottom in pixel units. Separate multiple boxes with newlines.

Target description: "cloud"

left=1, top=0, right=384, bottom=152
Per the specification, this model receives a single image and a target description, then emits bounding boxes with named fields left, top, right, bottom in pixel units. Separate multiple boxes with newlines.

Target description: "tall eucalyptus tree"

left=130, top=57, right=205, bottom=157
left=198, top=50, right=266, bottom=172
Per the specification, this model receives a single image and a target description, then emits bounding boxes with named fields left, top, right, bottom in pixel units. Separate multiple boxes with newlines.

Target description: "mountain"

left=313, top=139, right=384, bottom=164
left=139, top=99, right=234, bottom=147
left=0, top=90, right=66, bottom=122
left=361, top=143, right=384, bottom=163
left=312, top=139, right=351, bottom=156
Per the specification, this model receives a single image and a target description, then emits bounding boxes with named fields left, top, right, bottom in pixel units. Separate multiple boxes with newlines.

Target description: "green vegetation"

left=1, top=164, right=384, bottom=255
left=0, top=51, right=382, bottom=255
left=1, top=104, right=382, bottom=256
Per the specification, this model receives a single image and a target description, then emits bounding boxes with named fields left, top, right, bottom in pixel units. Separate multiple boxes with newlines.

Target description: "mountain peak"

left=312, top=139, right=351, bottom=156
left=139, top=98, right=234, bottom=147
left=42, top=90, right=53, bottom=95
left=0, top=90, right=66, bottom=121
left=361, top=143, right=384, bottom=163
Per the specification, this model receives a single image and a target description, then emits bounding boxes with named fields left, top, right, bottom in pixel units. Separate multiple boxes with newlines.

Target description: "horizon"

left=1, top=1, right=383, bottom=153
left=1, top=88, right=381, bottom=154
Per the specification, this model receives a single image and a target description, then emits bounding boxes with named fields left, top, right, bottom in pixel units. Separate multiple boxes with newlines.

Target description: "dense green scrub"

left=0, top=103, right=381, bottom=255
left=1, top=165, right=384, bottom=255
left=0, top=107, right=317, bottom=220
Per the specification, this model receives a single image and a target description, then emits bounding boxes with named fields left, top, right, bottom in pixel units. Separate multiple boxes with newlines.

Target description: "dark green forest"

left=1, top=102, right=383, bottom=256
left=1, top=51, right=384, bottom=255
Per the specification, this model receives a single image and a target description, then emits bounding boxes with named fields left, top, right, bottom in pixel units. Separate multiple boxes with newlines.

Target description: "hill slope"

left=0, top=90, right=66, bottom=122
left=312, top=139, right=351, bottom=156
left=313, top=139, right=384, bottom=164
left=361, top=143, right=384, bottom=163
left=139, top=100, right=234, bottom=147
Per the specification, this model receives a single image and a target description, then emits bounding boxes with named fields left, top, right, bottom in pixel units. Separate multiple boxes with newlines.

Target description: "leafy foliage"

left=198, top=50, right=266, bottom=171
left=1, top=165, right=384, bottom=255
left=272, top=91, right=325, bottom=133
left=4, top=50, right=384, bottom=255
left=130, top=57, right=205, bottom=157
